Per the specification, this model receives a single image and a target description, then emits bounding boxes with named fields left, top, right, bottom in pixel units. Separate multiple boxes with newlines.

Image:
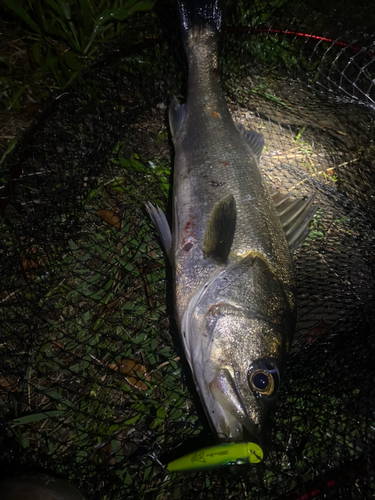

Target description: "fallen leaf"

left=99, top=440, right=138, bottom=465
left=108, top=359, right=150, bottom=391
left=21, top=247, right=42, bottom=279
left=304, top=320, right=331, bottom=344
left=0, top=376, right=19, bottom=394
left=97, top=207, right=121, bottom=230
left=49, top=340, right=65, bottom=349
left=19, top=103, right=41, bottom=116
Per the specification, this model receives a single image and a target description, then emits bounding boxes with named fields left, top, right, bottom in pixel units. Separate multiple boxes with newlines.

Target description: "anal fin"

left=235, top=122, right=265, bottom=159
left=269, top=188, right=318, bottom=253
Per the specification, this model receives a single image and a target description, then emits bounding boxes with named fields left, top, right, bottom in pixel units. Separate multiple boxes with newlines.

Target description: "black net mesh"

left=1, top=1, right=375, bottom=498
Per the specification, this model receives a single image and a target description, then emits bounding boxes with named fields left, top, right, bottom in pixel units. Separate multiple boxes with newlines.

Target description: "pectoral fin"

left=236, top=123, right=265, bottom=159
left=169, top=96, right=186, bottom=138
left=145, top=203, right=172, bottom=259
left=203, top=195, right=237, bottom=263
left=270, top=188, right=318, bottom=253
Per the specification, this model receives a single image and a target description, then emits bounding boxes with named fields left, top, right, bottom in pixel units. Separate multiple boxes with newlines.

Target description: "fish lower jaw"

left=215, top=413, right=247, bottom=443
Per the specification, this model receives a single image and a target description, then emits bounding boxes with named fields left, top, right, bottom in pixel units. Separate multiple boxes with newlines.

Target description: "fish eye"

left=248, top=369, right=275, bottom=396
left=248, top=359, right=280, bottom=399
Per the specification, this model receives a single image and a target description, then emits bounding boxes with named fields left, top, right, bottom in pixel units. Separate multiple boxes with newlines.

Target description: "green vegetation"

left=1, top=0, right=156, bottom=110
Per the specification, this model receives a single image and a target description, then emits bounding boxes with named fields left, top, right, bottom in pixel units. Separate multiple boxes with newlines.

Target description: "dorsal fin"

left=235, top=123, right=264, bottom=159
left=269, top=188, right=318, bottom=253
left=203, top=194, right=237, bottom=263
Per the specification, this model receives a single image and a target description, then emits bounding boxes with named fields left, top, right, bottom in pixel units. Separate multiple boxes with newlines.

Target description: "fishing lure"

left=167, top=442, right=263, bottom=472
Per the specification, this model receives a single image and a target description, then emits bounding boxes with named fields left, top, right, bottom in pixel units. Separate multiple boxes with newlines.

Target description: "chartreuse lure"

left=167, top=442, right=263, bottom=472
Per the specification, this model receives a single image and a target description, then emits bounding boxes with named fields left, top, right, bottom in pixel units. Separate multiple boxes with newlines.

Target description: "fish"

left=147, top=0, right=317, bottom=453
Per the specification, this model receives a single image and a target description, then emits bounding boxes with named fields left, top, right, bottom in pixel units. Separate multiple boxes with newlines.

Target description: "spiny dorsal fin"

left=236, top=122, right=264, bottom=159
left=269, top=187, right=318, bottom=254
left=203, top=194, right=237, bottom=263
left=169, top=96, right=186, bottom=138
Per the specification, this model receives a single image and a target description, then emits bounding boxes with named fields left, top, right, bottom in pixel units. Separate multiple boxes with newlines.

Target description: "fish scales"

left=170, top=19, right=296, bottom=447
left=147, top=0, right=316, bottom=451
left=173, top=26, right=295, bottom=324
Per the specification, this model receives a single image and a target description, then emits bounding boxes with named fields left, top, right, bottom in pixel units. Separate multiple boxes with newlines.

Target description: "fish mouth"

left=208, top=366, right=264, bottom=446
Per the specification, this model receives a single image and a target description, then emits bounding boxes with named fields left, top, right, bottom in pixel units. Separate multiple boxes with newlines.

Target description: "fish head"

left=186, top=255, right=295, bottom=452
left=204, top=310, right=288, bottom=452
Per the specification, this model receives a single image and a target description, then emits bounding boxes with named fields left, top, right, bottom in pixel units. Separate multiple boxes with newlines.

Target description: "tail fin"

left=178, top=0, right=224, bottom=35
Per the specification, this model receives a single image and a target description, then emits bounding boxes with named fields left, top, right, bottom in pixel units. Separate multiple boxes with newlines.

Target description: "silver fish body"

left=172, top=25, right=295, bottom=446
left=147, top=1, right=316, bottom=450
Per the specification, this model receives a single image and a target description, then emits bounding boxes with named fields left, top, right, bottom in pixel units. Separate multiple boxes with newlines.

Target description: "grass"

left=0, top=0, right=158, bottom=159
left=1, top=0, right=156, bottom=97
left=0, top=32, right=193, bottom=496
left=0, top=138, right=199, bottom=496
